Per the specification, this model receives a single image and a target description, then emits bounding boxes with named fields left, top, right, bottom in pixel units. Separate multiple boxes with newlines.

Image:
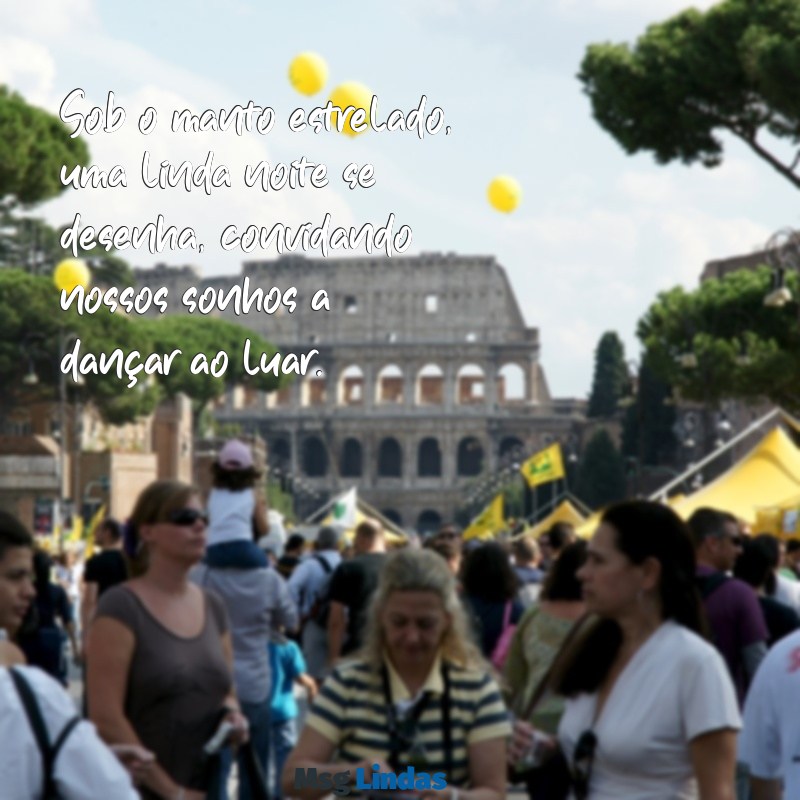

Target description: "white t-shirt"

left=207, top=487, right=255, bottom=546
left=740, top=628, right=800, bottom=796
left=558, top=620, right=741, bottom=800
left=1, top=666, right=139, bottom=799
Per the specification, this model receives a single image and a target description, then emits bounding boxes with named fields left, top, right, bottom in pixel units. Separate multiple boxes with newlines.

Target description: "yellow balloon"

left=53, top=258, right=90, bottom=293
left=487, top=175, right=522, bottom=213
left=328, top=82, right=373, bottom=137
left=289, top=52, right=328, bottom=96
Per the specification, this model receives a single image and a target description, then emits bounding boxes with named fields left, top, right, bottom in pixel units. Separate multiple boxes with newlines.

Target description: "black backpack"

left=307, top=554, right=334, bottom=627
left=11, top=667, right=81, bottom=799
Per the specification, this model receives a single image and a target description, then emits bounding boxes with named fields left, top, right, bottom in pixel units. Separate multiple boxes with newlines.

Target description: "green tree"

left=575, top=429, right=627, bottom=509
left=0, top=269, right=159, bottom=424
left=0, top=212, right=134, bottom=287
left=140, top=316, right=284, bottom=428
left=587, top=331, right=629, bottom=417
left=579, top=0, right=800, bottom=189
left=0, top=269, right=286, bottom=426
left=638, top=266, right=800, bottom=411
left=0, top=86, right=89, bottom=206
left=621, top=352, right=677, bottom=466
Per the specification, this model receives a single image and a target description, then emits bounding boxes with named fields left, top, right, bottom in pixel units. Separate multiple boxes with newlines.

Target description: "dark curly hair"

left=461, top=541, right=519, bottom=602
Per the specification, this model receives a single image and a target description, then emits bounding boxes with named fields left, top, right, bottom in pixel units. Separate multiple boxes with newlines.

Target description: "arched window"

left=456, top=364, right=485, bottom=405
left=417, top=437, right=442, bottom=477
left=340, top=438, right=363, bottom=477
left=417, top=509, right=442, bottom=536
left=376, top=364, right=404, bottom=405
left=416, top=363, right=444, bottom=405
left=497, top=363, right=525, bottom=404
left=378, top=437, right=403, bottom=477
left=338, top=364, right=364, bottom=406
left=302, top=436, right=328, bottom=477
left=381, top=509, right=403, bottom=526
left=457, top=436, right=484, bottom=476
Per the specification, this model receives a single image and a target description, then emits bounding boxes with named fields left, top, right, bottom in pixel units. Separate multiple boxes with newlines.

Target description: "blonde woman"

left=86, top=480, right=249, bottom=800
left=283, top=548, right=510, bottom=800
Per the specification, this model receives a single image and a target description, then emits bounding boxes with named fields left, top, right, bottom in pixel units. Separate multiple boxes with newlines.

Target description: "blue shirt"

left=268, top=639, right=307, bottom=723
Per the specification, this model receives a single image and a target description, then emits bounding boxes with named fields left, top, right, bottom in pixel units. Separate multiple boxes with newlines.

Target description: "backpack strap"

left=11, top=667, right=81, bottom=798
left=313, top=554, right=333, bottom=574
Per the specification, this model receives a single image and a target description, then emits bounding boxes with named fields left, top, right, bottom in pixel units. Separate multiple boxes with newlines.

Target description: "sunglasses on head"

left=167, top=508, right=208, bottom=527
left=572, top=729, right=597, bottom=800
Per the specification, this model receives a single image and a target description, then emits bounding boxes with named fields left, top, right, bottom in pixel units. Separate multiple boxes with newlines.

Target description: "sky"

left=1, top=0, right=796, bottom=398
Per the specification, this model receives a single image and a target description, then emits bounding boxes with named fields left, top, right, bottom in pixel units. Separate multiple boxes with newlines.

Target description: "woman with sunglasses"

left=282, top=547, right=510, bottom=799
left=86, top=480, right=249, bottom=800
left=511, top=501, right=740, bottom=799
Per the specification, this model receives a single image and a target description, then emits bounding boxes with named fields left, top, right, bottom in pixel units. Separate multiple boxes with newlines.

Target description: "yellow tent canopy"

left=669, top=427, right=800, bottom=527
left=575, top=510, right=603, bottom=539
left=526, top=499, right=587, bottom=540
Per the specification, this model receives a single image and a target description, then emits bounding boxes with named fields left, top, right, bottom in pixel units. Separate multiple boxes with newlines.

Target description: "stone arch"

left=381, top=509, right=403, bottom=526
left=377, top=437, right=403, bottom=477
left=302, top=435, right=328, bottom=477
left=457, top=436, right=484, bottom=476
left=415, top=363, right=444, bottom=406
left=340, top=437, right=363, bottom=477
left=497, top=362, right=525, bottom=404
left=270, top=438, right=291, bottom=468
left=338, top=364, right=364, bottom=406
left=376, top=363, right=404, bottom=405
left=417, top=509, right=442, bottom=535
left=417, top=437, right=442, bottom=477
left=301, top=367, right=327, bottom=407
left=499, top=436, right=525, bottom=463
left=456, top=363, right=485, bottom=406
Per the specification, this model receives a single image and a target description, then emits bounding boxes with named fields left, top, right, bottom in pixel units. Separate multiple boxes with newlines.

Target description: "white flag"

left=331, top=487, right=358, bottom=528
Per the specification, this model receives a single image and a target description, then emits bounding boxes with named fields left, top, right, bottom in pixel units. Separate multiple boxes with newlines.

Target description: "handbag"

left=490, top=601, right=517, bottom=670
left=10, top=667, right=81, bottom=799
left=508, top=614, right=599, bottom=800
left=239, top=740, right=270, bottom=800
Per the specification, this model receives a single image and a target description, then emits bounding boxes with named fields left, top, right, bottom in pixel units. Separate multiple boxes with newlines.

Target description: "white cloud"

left=0, top=36, right=56, bottom=105
left=556, top=0, right=720, bottom=15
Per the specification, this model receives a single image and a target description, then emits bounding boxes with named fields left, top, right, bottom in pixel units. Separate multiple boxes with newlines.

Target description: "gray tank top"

left=95, top=585, right=231, bottom=793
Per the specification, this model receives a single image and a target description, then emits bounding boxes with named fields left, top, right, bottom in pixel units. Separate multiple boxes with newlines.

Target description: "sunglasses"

left=167, top=508, right=209, bottom=527
left=572, top=729, right=597, bottom=800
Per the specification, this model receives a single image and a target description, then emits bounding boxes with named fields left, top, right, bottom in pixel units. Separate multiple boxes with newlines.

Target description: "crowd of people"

left=3, top=438, right=800, bottom=798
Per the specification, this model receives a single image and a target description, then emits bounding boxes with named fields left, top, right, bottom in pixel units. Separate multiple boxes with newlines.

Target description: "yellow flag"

left=463, top=493, right=505, bottom=541
left=68, top=514, right=83, bottom=543
left=520, top=443, right=565, bottom=488
left=84, top=504, right=107, bottom=559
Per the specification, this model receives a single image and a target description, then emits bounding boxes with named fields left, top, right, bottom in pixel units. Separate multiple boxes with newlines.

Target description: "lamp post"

left=763, top=228, right=800, bottom=309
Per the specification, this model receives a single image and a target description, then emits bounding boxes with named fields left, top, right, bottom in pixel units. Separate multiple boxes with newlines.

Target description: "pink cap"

left=218, top=439, right=253, bottom=470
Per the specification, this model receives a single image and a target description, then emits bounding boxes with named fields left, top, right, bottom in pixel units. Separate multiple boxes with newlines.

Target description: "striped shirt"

left=306, top=653, right=511, bottom=786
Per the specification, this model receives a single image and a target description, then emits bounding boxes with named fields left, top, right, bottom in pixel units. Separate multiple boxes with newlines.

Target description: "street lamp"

left=763, top=228, right=800, bottom=308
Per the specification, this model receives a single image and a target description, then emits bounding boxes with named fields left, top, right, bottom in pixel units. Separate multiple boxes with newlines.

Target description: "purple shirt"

left=696, top=565, right=768, bottom=704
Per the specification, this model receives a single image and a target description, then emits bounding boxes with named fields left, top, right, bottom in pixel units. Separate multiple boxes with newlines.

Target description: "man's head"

left=512, top=535, right=541, bottom=567
left=284, top=533, right=306, bottom=557
left=786, top=539, right=800, bottom=570
left=353, top=518, right=385, bottom=555
left=0, top=511, right=36, bottom=636
left=688, top=507, right=743, bottom=572
left=316, top=525, right=341, bottom=552
left=97, top=517, right=123, bottom=549
left=539, top=521, right=575, bottom=563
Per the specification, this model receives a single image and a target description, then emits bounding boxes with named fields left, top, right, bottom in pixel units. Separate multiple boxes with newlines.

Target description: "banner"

left=329, top=488, right=358, bottom=529
left=463, top=493, right=504, bottom=541
left=520, top=443, right=565, bottom=488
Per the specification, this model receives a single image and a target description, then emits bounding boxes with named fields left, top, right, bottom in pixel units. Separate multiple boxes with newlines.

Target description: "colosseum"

left=135, top=253, right=586, bottom=532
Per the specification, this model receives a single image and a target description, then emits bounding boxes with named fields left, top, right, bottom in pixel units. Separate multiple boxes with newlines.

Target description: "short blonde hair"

left=358, top=548, right=484, bottom=671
